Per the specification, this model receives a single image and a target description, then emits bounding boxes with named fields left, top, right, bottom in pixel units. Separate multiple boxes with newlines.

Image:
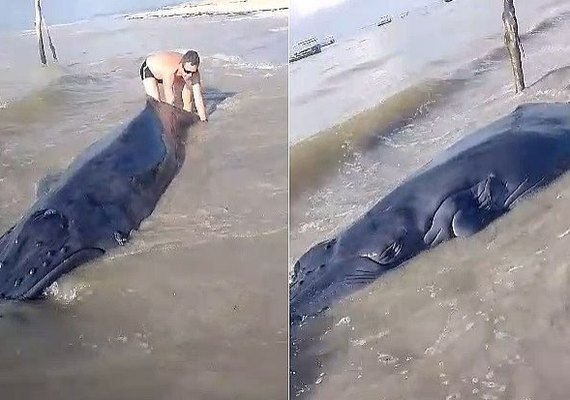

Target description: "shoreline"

left=126, top=0, right=288, bottom=20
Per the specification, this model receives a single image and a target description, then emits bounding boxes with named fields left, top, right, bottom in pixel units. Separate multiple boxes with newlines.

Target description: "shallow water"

left=0, top=0, right=195, bottom=32
left=0, top=11, right=287, bottom=400
left=290, top=0, right=570, bottom=398
left=289, top=0, right=568, bottom=145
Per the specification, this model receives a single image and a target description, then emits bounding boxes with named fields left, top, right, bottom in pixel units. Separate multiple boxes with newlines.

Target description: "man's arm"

left=191, top=72, right=207, bottom=121
left=163, top=76, right=176, bottom=105
left=181, top=84, right=194, bottom=113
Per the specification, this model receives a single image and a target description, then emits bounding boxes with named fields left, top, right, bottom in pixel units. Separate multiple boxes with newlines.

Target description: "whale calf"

left=0, top=98, right=197, bottom=299
left=291, top=102, right=570, bottom=323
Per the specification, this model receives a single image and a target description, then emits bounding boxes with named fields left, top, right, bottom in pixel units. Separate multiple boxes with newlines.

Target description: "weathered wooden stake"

left=34, top=0, right=47, bottom=65
left=42, top=14, right=58, bottom=62
left=502, top=0, right=525, bottom=93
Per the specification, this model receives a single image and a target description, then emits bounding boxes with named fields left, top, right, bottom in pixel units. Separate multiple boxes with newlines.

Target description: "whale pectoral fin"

left=425, top=176, right=508, bottom=246
left=451, top=208, right=485, bottom=237
left=424, top=196, right=458, bottom=246
left=424, top=226, right=447, bottom=247
left=474, top=174, right=508, bottom=211
left=451, top=175, right=507, bottom=237
left=36, top=172, right=64, bottom=199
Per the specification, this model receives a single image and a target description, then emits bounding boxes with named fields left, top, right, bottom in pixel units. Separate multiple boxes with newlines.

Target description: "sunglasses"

left=182, top=64, right=197, bottom=74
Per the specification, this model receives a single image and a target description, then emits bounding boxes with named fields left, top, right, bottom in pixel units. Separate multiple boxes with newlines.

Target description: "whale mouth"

left=17, top=247, right=105, bottom=300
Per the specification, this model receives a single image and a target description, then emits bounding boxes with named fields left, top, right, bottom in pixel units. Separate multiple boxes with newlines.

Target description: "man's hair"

left=181, top=50, right=200, bottom=66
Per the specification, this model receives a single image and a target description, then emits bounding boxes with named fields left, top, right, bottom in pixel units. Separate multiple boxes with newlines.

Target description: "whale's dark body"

left=0, top=98, right=197, bottom=299
left=291, top=102, right=570, bottom=323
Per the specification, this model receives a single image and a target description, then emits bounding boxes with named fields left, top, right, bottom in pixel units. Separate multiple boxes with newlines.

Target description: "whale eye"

left=293, top=261, right=300, bottom=276
left=378, top=241, right=402, bottom=264
left=325, top=238, right=337, bottom=250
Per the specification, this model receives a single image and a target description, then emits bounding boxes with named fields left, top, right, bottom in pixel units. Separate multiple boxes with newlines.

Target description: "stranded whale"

left=291, top=102, right=570, bottom=323
left=0, top=98, right=197, bottom=299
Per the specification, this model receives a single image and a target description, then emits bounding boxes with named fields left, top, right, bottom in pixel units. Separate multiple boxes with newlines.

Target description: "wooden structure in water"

left=289, top=37, right=322, bottom=63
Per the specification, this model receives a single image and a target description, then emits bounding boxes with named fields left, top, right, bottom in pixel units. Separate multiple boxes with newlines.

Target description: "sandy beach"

left=127, top=0, right=288, bottom=19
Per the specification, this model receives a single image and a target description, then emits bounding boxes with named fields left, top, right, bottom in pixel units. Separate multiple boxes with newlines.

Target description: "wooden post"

left=34, top=0, right=47, bottom=65
left=502, top=0, right=525, bottom=93
left=42, top=14, right=58, bottom=62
